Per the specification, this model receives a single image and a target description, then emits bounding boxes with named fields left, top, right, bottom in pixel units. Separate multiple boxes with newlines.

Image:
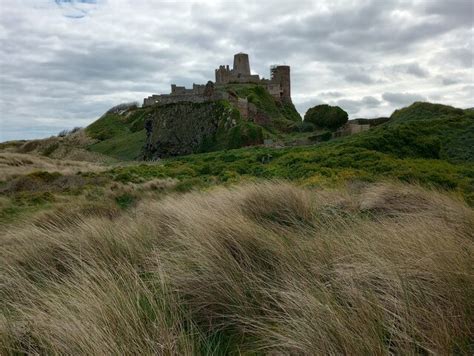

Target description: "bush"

left=114, top=193, right=136, bottom=209
left=304, top=104, right=348, bottom=130
left=298, top=121, right=316, bottom=132
left=309, top=131, right=333, bottom=142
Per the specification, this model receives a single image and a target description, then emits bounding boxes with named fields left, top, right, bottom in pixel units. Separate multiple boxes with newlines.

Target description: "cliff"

left=84, top=84, right=301, bottom=160
left=143, top=100, right=262, bottom=159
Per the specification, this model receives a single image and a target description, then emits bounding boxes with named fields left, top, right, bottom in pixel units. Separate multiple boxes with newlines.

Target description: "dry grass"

left=1, top=129, right=114, bottom=165
left=1, top=181, right=473, bottom=354
left=0, top=152, right=106, bottom=181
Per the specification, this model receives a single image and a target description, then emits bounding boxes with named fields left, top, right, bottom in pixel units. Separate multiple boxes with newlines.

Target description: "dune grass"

left=88, top=129, right=147, bottom=161
left=0, top=152, right=106, bottom=181
left=1, top=181, right=473, bottom=354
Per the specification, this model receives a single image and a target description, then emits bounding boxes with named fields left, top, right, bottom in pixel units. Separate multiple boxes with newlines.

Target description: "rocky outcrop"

left=143, top=101, right=238, bottom=159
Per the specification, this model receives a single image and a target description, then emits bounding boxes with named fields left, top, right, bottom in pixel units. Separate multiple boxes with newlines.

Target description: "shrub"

left=298, top=121, right=316, bottom=132
left=304, top=104, right=348, bottom=130
left=174, top=177, right=205, bottom=192
left=309, top=131, right=333, bottom=142
left=114, top=193, right=136, bottom=209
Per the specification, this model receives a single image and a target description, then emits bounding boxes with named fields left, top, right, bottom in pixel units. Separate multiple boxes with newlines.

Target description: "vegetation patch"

left=1, top=182, right=472, bottom=354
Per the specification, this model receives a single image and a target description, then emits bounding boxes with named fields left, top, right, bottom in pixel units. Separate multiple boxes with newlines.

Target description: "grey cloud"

left=0, top=0, right=473, bottom=141
left=382, top=92, right=427, bottom=106
left=336, top=96, right=382, bottom=116
left=362, top=96, right=382, bottom=108
left=393, top=63, right=430, bottom=78
left=424, top=0, right=473, bottom=28
left=441, top=48, right=473, bottom=68
left=439, top=76, right=462, bottom=86
left=319, top=91, right=344, bottom=98
left=344, top=73, right=376, bottom=84
left=295, top=98, right=324, bottom=116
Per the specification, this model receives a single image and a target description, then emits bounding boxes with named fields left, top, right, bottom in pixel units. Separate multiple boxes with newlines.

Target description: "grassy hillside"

left=1, top=102, right=473, bottom=354
left=88, top=129, right=146, bottom=161
left=1, top=182, right=473, bottom=354
left=1, top=102, right=472, bottom=227
left=84, top=84, right=302, bottom=160
left=349, top=102, right=474, bottom=163
left=222, top=84, right=302, bottom=127
left=86, top=106, right=152, bottom=160
left=104, top=103, right=474, bottom=204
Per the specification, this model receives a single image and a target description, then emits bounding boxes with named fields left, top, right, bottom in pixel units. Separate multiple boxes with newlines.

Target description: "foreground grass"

left=1, top=181, right=473, bottom=354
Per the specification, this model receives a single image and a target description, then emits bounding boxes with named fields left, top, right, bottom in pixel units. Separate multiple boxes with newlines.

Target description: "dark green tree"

left=304, top=104, right=348, bottom=130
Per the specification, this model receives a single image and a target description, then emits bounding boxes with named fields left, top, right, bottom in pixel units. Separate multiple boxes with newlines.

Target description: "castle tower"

left=233, top=53, right=251, bottom=77
left=270, top=65, right=291, bottom=102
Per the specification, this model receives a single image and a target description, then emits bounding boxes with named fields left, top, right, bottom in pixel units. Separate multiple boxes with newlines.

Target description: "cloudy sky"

left=0, top=0, right=472, bottom=141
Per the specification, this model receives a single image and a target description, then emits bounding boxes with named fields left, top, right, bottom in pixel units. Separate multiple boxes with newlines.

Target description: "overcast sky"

left=0, top=0, right=472, bottom=141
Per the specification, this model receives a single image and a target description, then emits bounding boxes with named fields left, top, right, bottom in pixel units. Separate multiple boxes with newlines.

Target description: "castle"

left=214, top=53, right=291, bottom=102
left=143, top=53, right=291, bottom=107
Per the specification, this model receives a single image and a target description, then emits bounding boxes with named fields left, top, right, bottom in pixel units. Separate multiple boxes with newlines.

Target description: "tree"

left=304, top=104, right=348, bottom=130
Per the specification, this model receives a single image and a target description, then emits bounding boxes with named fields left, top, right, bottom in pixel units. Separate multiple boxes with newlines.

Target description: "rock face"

left=143, top=101, right=237, bottom=159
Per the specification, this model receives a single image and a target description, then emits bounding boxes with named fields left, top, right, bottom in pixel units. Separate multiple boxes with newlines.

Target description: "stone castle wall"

left=144, top=80, right=229, bottom=107
left=144, top=91, right=228, bottom=107
left=214, top=53, right=291, bottom=102
left=143, top=53, right=292, bottom=107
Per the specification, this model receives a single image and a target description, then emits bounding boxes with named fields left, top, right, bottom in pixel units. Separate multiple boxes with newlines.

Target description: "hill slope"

left=104, top=102, right=473, bottom=204
left=85, top=85, right=302, bottom=160
left=349, top=102, right=474, bottom=163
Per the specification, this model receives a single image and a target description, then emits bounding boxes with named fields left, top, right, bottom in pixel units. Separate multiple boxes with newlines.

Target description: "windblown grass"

left=1, top=182, right=473, bottom=354
left=0, top=152, right=106, bottom=181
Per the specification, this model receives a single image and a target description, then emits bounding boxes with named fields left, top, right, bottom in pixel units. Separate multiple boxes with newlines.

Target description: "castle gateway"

left=143, top=53, right=291, bottom=106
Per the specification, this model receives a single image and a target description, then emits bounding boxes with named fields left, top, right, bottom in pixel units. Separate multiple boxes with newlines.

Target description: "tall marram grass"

left=1, top=182, right=473, bottom=354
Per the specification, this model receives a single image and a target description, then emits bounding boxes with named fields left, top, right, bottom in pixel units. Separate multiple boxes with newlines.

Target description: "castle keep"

left=143, top=53, right=291, bottom=107
left=215, top=53, right=291, bottom=102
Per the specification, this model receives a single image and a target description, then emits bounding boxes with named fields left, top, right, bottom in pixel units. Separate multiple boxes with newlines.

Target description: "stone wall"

left=144, top=94, right=208, bottom=106
left=270, top=65, right=291, bottom=102
left=143, top=82, right=228, bottom=107
left=334, top=122, right=371, bottom=137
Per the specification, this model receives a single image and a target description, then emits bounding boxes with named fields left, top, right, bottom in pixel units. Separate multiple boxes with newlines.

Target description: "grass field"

left=1, top=102, right=473, bottom=354
left=1, top=181, right=473, bottom=354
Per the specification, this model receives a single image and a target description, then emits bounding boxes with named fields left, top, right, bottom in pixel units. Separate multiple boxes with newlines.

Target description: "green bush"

left=304, top=104, right=348, bottom=130
left=298, top=121, right=316, bottom=132
left=114, top=193, right=136, bottom=209
left=174, top=178, right=205, bottom=192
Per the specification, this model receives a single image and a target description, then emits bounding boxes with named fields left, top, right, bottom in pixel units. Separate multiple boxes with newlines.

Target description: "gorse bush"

left=1, top=182, right=473, bottom=354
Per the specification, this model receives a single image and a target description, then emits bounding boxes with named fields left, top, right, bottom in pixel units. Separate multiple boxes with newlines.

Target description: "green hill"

left=348, top=102, right=473, bottom=163
left=86, top=105, right=152, bottom=160
left=102, top=102, right=473, bottom=204
left=85, top=85, right=301, bottom=160
left=2, top=99, right=473, bottom=355
left=15, top=100, right=469, bottom=203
